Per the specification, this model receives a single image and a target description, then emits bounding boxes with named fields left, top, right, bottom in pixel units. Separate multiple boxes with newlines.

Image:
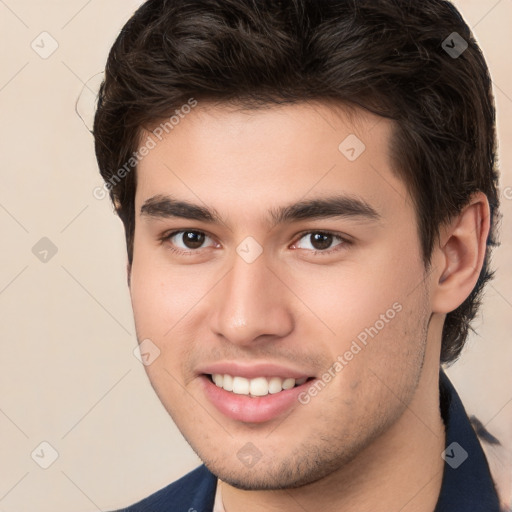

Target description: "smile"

left=209, top=374, right=310, bottom=397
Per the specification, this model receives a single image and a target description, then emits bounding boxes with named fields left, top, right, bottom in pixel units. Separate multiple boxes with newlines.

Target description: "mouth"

left=206, top=373, right=315, bottom=397
left=199, top=369, right=318, bottom=423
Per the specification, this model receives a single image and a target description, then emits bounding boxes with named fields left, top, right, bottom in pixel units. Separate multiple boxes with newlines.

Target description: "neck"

left=220, top=346, right=446, bottom=512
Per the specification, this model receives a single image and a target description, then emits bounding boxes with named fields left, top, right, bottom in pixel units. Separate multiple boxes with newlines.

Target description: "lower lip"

left=200, top=375, right=315, bottom=424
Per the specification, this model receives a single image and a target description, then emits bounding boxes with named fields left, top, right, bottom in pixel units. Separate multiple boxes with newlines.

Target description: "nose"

left=208, top=252, right=294, bottom=347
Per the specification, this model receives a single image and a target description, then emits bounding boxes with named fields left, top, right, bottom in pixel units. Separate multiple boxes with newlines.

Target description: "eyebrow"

left=140, top=194, right=381, bottom=228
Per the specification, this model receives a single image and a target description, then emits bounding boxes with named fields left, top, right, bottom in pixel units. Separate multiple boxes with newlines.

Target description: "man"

left=93, top=0, right=504, bottom=510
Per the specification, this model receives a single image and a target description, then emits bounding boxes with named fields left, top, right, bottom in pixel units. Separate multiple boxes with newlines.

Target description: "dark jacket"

left=114, top=369, right=501, bottom=512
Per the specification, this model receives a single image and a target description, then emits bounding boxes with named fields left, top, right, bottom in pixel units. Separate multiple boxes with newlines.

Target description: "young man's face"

left=130, top=101, right=438, bottom=489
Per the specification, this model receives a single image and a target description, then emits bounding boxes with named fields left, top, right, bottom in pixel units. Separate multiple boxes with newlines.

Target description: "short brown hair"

left=93, top=0, right=500, bottom=364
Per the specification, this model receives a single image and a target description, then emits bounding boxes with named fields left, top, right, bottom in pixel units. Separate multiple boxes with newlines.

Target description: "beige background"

left=0, top=1, right=510, bottom=510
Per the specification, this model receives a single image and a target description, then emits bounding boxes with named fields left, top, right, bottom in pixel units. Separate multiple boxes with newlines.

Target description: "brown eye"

left=293, top=231, right=346, bottom=254
left=309, top=233, right=334, bottom=250
left=180, top=231, right=206, bottom=249
left=164, top=230, right=215, bottom=252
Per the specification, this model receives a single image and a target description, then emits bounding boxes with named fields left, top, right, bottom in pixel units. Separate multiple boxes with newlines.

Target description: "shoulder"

left=111, top=464, right=218, bottom=512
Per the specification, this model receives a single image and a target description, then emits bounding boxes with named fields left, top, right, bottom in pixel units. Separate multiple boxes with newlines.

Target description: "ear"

left=431, top=192, right=491, bottom=314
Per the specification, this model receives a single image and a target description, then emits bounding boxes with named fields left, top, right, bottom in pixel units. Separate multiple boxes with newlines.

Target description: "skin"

left=128, top=101, right=490, bottom=512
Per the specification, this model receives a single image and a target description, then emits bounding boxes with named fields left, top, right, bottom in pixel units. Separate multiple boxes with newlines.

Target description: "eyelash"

left=159, top=229, right=350, bottom=257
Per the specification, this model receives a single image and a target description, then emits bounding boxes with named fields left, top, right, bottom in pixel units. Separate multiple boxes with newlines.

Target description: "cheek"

left=293, top=254, right=419, bottom=342
left=129, top=264, right=163, bottom=337
left=130, top=248, right=206, bottom=337
left=291, top=248, right=428, bottom=394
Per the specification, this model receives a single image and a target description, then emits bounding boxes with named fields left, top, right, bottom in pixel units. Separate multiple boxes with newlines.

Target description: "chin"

left=209, top=467, right=316, bottom=491
left=200, top=447, right=354, bottom=491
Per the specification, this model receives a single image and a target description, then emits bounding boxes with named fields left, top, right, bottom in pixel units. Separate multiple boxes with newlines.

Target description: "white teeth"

left=282, top=378, right=295, bottom=390
left=268, top=377, right=283, bottom=394
left=232, top=376, right=250, bottom=395
left=249, top=377, right=269, bottom=397
left=211, top=374, right=309, bottom=396
left=223, top=374, right=233, bottom=392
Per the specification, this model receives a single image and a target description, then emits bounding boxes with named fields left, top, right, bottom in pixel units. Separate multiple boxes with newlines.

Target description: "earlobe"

left=431, top=193, right=490, bottom=314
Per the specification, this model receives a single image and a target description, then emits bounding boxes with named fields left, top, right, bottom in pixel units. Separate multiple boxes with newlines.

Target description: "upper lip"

left=197, top=361, right=314, bottom=380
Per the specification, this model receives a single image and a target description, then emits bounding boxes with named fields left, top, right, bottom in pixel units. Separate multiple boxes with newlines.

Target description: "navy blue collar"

left=434, top=369, right=500, bottom=511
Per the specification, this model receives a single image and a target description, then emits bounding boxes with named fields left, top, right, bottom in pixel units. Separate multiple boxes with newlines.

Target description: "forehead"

left=134, top=101, right=410, bottom=225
